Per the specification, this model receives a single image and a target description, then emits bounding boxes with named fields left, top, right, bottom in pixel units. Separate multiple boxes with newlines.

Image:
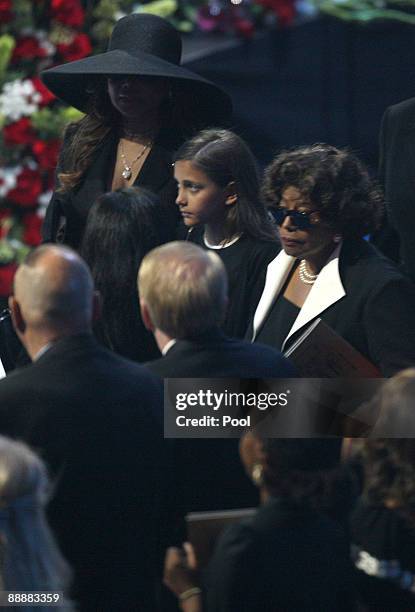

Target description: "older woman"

left=164, top=436, right=354, bottom=611
left=250, top=144, right=415, bottom=377
left=40, top=13, right=231, bottom=249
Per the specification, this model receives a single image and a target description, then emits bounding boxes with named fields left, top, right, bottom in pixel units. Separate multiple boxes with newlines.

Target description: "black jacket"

left=145, top=329, right=295, bottom=514
left=204, top=497, right=355, bottom=611
left=377, top=97, right=415, bottom=279
left=0, top=334, right=171, bottom=611
left=251, top=239, right=415, bottom=377
left=146, top=328, right=296, bottom=379
left=42, top=127, right=180, bottom=249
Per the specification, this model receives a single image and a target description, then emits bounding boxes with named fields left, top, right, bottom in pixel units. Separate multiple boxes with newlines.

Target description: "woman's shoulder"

left=341, top=239, right=413, bottom=288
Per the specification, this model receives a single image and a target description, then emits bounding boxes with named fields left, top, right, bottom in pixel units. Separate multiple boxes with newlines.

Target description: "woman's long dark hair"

left=174, top=129, right=277, bottom=242
left=57, top=80, right=117, bottom=193
left=80, top=187, right=164, bottom=362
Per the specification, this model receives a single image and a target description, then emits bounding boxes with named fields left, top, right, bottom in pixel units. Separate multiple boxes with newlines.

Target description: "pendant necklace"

left=119, top=140, right=152, bottom=180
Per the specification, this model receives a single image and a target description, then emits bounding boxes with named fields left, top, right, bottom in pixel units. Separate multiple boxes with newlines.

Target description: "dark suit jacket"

left=251, top=239, right=415, bottom=377
left=205, top=497, right=355, bottom=611
left=145, top=330, right=295, bottom=513
left=42, top=127, right=180, bottom=249
left=377, top=97, right=415, bottom=279
left=0, top=334, right=170, bottom=611
left=146, top=329, right=296, bottom=379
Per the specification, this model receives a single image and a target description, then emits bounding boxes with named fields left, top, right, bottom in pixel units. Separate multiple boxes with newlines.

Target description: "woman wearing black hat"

left=41, top=13, right=232, bottom=250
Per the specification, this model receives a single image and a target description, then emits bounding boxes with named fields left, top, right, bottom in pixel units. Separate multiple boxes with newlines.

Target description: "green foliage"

left=31, top=107, right=83, bottom=139
left=0, top=35, right=15, bottom=82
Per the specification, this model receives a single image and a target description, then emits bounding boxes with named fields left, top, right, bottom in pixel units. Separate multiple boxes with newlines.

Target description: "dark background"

left=186, top=17, right=415, bottom=171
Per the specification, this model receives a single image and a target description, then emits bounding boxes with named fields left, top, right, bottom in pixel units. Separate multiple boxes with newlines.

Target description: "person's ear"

left=8, top=296, right=25, bottom=335
left=140, top=299, right=154, bottom=332
left=92, top=291, right=102, bottom=324
left=239, top=432, right=265, bottom=476
left=225, top=181, right=238, bottom=206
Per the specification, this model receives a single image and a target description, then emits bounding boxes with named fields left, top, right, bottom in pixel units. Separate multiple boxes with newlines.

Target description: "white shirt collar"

left=33, top=342, right=54, bottom=362
left=162, top=339, right=177, bottom=356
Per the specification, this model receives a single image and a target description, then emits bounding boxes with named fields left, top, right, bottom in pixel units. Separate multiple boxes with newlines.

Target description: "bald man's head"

left=13, top=245, right=94, bottom=334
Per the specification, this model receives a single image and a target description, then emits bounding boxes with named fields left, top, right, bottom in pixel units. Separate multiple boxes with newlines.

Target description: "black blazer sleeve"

left=364, top=276, right=415, bottom=377
left=371, top=107, right=401, bottom=263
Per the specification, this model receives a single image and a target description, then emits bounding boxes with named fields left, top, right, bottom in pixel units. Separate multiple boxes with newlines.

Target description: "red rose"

left=0, top=264, right=17, bottom=298
left=32, top=139, right=60, bottom=170
left=12, top=36, right=47, bottom=62
left=7, top=168, right=42, bottom=207
left=31, top=77, right=56, bottom=106
left=3, top=118, right=36, bottom=146
left=0, top=0, right=12, bottom=23
left=51, top=0, right=85, bottom=28
left=22, top=212, right=43, bottom=247
left=234, top=18, right=255, bottom=38
left=257, top=0, right=295, bottom=24
left=57, top=33, right=92, bottom=62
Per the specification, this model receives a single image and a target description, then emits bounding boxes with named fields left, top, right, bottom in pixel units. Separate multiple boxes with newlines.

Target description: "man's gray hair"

left=138, top=241, right=227, bottom=339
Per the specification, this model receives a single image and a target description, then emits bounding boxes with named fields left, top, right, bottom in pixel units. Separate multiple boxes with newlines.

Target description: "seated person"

left=0, top=435, right=72, bottom=610
left=139, top=241, right=294, bottom=379
left=139, top=241, right=295, bottom=512
left=250, top=144, right=415, bottom=376
left=164, top=435, right=355, bottom=611
left=81, top=187, right=167, bottom=362
left=350, top=439, right=415, bottom=610
left=368, top=368, right=415, bottom=437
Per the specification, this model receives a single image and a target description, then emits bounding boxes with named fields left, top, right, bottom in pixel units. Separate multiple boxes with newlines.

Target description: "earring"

left=333, top=234, right=342, bottom=243
left=251, top=463, right=264, bottom=487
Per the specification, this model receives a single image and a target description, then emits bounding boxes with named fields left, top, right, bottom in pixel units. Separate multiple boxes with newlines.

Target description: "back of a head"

left=14, top=244, right=94, bottom=334
left=138, top=241, right=227, bottom=339
left=0, top=436, right=71, bottom=602
left=81, top=188, right=165, bottom=269
left=370, top=368, right=415, bottom=437
left=260, top=438, right=342, bottom=509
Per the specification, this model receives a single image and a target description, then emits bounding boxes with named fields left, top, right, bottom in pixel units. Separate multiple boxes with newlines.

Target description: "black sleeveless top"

left=256, top=295, right=300, bottom=351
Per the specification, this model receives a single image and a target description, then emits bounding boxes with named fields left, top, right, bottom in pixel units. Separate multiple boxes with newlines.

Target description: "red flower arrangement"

left=3, top=119, right=36, bottom=147
left=50, top=0, right=85, bottom=28
left=57, top=33, right=92, bottom=62
left=7, top=168, right=43, bottom=208
left=0, top=0, right=12, bottom=23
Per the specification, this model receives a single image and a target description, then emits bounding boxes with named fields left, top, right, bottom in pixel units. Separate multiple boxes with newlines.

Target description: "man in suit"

left=139, top=241, right=295, bottom=379
left=138, top=241, right=295, bottom=513
left=376, top=97, right=415, bottom=280
left=0, top=244, right=170, bottom=611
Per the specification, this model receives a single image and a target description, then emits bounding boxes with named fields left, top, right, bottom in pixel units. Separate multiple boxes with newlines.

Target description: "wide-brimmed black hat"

left=41, top=13, right=232, bottom=126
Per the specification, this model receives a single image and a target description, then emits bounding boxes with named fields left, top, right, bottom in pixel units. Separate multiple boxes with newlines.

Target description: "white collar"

left=33, top=342, right=54, bottom=362
left=162, top=338, right=177, bottom=356
left=252, top=242, right=345, bottom=350
left=203, top=233, right=241, bottom=249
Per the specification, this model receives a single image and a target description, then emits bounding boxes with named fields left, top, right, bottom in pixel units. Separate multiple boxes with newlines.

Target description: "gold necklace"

left=119, top=140, right=152, bottom=180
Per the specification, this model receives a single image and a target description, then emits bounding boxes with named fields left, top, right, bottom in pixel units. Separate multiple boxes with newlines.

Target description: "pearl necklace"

left=119, top=140, right=152, bottom=180
left=299, top=259, right=318, bottom=285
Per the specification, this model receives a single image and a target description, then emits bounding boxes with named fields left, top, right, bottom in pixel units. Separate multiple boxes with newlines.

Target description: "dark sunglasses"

left=272, top=207, right=317, bottom=230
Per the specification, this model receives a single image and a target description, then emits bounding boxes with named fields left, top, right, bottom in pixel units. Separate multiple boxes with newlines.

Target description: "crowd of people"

left=0, top=10, right=415, bottom=612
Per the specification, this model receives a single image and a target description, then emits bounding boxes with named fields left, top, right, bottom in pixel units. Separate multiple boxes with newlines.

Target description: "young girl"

left=174, top=128, right=279, bottom=338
